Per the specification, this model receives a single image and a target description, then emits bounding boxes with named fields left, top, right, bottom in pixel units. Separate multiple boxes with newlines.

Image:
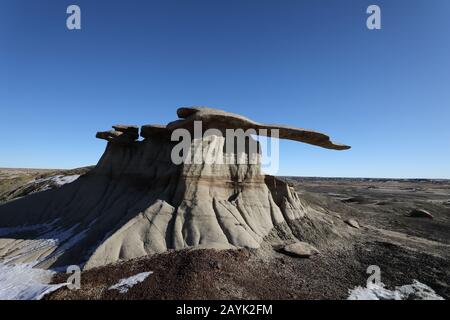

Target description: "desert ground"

left=0, top=167, right=92, bottom=203
left=1, top=168, right=448, bottom=300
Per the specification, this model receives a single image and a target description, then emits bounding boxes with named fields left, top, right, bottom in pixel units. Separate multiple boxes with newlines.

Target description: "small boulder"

left=345, top=218, right=360, bottom=229
left=408, top=209, right=433, bottom=219
left=282, top=242, right=319, bottom=258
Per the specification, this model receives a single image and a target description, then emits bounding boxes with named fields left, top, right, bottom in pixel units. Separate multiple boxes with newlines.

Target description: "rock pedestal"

left=0, top=107, right=350, bottom=269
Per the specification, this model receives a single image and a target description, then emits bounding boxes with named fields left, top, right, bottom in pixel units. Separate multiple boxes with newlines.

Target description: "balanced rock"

left=0, top=107, right=350, bottom=270
left=166, top=107, right=350, bottom=150
left=282, top=242, right=319, bottom=258
left=408, top=209, right=433, bottom=219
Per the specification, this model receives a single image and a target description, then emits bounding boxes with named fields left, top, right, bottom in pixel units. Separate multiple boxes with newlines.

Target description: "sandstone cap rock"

left=96, top=125, right=139, bottom=144
left=112, top=125, right=139, bottom=136
left=167, top=107, right=350, bottom=150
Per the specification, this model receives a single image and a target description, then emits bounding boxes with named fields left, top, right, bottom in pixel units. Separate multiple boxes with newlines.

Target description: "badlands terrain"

left=0, top=168, right=448, bottom=300
left=0, top=107, right=448, bottom=300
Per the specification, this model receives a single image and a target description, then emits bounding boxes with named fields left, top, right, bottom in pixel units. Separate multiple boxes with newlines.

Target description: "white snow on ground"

left=348, top=280, right=444, bottom=300
left=24, top=175, right=81, bottom=194
left=0, top=221, right=88, bottom=266
left=109, top=272, right=153, bottom=293
left=0, top=222, right=87, bottom=300
left=0, top=173, right=88, bottom=300
left=0, top=262, right=67, bottom=300
left=32, top=175, right=80, bottom=186
left=51, top=175, right=80, bottom=186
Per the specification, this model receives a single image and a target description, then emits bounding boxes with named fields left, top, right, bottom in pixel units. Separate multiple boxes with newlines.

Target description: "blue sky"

left=1, top=0, right=449, bottom=178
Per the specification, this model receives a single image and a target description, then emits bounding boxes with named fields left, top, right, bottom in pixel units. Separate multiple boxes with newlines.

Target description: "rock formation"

left=0, top=107, right=350, bottom=270
left=408, top=209, right=433, bottom=219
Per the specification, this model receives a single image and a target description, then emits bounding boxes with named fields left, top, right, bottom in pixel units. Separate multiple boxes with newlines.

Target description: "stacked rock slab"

left=95, top=125, right=139, bottom=145
left=0, top=107, right=350, bottom=269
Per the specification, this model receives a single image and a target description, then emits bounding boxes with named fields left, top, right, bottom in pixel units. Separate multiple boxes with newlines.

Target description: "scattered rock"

left=209, top=261, right=222, bottom=270
left=282, top=242, right=319, bottom=258
left=345, top=219, right=360, bottom=229
left=408, top=209, right=433, bottom=219
left=341, top=196, right=366, bottom=204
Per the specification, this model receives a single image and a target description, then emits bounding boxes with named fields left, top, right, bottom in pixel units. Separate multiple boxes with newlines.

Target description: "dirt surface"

left=284, top=177, right=450, bottom=245
left=0, top=167, right=92, bottom=203
left=43, top=177, right=449, bottom=300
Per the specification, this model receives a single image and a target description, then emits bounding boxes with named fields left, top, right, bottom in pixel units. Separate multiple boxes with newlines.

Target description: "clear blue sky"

left=1, top=0, right=449, bottom=178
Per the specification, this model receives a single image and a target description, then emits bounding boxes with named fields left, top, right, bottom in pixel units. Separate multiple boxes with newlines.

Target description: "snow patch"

left=109, top=272, right=153, bottom=293
left=24, top=175, right=81, bottom=194
left=0, top=221, right=89, bottom=265
left=32, top=175, right=80, bottom=186
left=348, top=280, right=444, bottom=300
left=0, top=262, right=67, bottom=300
left=0, top=221, right=87, bottom=300
left=51, top=175, right=80, bottom=186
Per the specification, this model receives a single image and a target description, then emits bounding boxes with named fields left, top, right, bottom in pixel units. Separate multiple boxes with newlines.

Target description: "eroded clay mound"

left=0, top=107, right=350, bottom=270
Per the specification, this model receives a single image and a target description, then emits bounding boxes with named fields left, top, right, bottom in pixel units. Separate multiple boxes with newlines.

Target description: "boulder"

left=341, top=196, right=366, bottom=204
left=282, top=242, right=319, bottom=258
left=408, top=209, right=433, bottom=219
left=345, top=218, right=360, bottom=229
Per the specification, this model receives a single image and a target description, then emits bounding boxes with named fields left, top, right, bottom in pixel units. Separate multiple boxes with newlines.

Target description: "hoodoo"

left=0, top=107, right=350, bottom=270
